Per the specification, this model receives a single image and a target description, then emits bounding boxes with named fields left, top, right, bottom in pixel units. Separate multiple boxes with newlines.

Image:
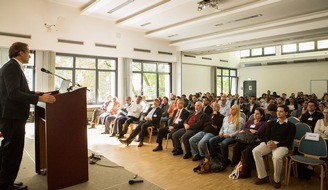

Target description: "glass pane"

left=132, top=62, right=142, bottom=71
left=132, top=73, right=142, bottom=96
left=282, top=44, right=297, bottom=53
left=299, top=41, right=314, bottom=51
left=98, top=59, right=116, bottom=70
left=24, top=67, right=34, bottom=90
left=230, top=70, right=236, bottom=76
left=216, top=77, right=222, bottom=94
left=222, top=69, right=229, bottom=76
left=231, top=77, right=237, bottom=95
left=56, top=56, right=73, bottom=67
left=143, top=73, right=157, bottom=100
left=158, top=63, right=170, bottom=73
left=76, top=69, right=96, bottom=103
left=98, top=71, right=116, bottom=103
left=216, top=68, right=222, bottom=76
left=264, top=46, right=275, bottom=55
left=222, top=77, right=230, bottom=94
left=240, top=50, right=250, bottom=57
left=318, top=39, right=328, bottom=49
left=27, top=52, right=35, bottom=66
left=76, top=57, right=96, bottom=69
left=158, top=74, right=170, bottom=97
left=54, top=69, right=73, bottom=90
left=143, top=63, right=156, bottom=72
left=251, top=48, right=262, bottom=56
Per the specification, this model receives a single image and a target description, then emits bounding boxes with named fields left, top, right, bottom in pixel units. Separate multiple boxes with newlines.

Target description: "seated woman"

left=314, top=107, right=328, bottom=138
left=231, top=107, right=268, bottom=178
left=208, top=105, right=245, bottom=165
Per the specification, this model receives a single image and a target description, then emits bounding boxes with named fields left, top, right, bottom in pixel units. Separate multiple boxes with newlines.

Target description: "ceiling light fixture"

left=107, top=0, right=134, bottom=14
left=197, top=0, right=221, bottom=11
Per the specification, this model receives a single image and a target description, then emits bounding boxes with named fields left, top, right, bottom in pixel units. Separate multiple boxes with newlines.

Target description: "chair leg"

left=287, top=159, right=293, bottom=185
left=284, top=157, right=288, bottom=185
left=165, top=133, right=170, bottom=149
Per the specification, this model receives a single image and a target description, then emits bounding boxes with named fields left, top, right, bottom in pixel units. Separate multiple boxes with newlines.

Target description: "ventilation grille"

left=0, top=32, right=31, bottom=39
left=58, top=39, right=83, bottom=45
left=184, top=54, right=196, bottom=58
left=202, top=57, right=212, bottom=60
left=220, top=59, right=228, bottom=63
left=244, top=63, right=262, bottom=67
left=133, top=48, right=151, bottom=53
left=293, top=59, right=317, bottom=64
left=267, top=61, right=287, bottom=65
left=158, top=51, right=172, bottom=55
left=95, top=43, right=117, bottom=49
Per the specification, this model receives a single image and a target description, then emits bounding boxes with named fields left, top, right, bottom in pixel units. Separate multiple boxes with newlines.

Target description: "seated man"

left=172, top=102, right=206, bottom=159
left=115, top=96, right=143, bottom=138
left=98, top=96, right=120, bottom=125
left=89, top=95, right=111, bottom=128
left=102, top=96, right=131, bottom=135
left=153, top=99, right=189, bottom=151
left=189, top=103, right=224, bottom=161
left=160, top=97, right=170, bottom=127
left=252, top=105, right=296, bottom=189
left=120, top=99, right=162, bottom=147
left=300, top=100, right=324, bottom=131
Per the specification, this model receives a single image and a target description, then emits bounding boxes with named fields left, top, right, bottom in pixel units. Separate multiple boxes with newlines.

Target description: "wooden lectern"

left=34, top=88, right=89, bottom=190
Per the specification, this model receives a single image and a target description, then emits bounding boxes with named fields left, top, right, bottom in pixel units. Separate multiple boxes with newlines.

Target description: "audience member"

left=186, top=95, right=197, bottom=113
left=265, top=104, right=277, bottom=121
left=208, top=105, right=244, bottom=165
left=318, top=102, right=326, bottom=113
left=314, top=107, right=328, bottom=138
left=231, top=108, right=267, bottom=178
left=120, top=99, right=162, bottom=147
left=172, top=102, right=206, bottom=159
left=202, top=96, right=213, bottom=117
left=159, top=96, right=170, bottom=126
left=97, top=96, right=120, bottom=126
left=153, top=99, right=189, bottom=151
left=245, top=96, right=260, bottom=118
left=89, top=95, right=111, bottom=128
left=252, top=105, right=296, bottom=189
left=300, top=100, right=324, bottom=131
left=189, top=103, right=224, bottom=161
left=218, top=96, right=230, bottom=116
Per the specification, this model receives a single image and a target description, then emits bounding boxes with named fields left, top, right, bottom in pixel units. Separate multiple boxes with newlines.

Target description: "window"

left=131, top=60, right=171, bottom=100
left=216, top=68, right=237, bottom=95
left=282, top=44, right=297, bottom=53
left=318, top=39, right=328, bottom=49
left=55, top=54, right=117, bottom=104
left=264, top=46, right=275, bottom=55
left=240, top=50, right=250, bottom=57
left=24, top=51, right=35, bottom=90
left=299, top=41, right=315, bottom=51
left=251, top=48, right=262, bottom=56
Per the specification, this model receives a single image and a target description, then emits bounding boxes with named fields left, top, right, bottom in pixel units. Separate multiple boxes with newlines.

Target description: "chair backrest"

left=287, top=117, right=300, bottom=125
left=248, top=114, right=254, bottom=121
left=298, top=136, right=327, bottom=159
left=294, top=123, right=312, bottom=147
left=240, top=112, right=246, bottom=121
left=290, top=110, right=298, bottom=117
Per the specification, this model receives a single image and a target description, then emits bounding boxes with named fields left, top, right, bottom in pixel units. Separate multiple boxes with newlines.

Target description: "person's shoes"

left=171, top=148, right=177, bottom=153
left=273, top=181, right=281, bottom=189
left=153, top=145, right=163, bottom=152
left=117, top=135, right=124, bottom=139
left=135, top=138, right=141, bottom=142
left=183, top=152, right=192, bottom=159
left=255, top=176, right=270, bottom=185
left=102, top=132, right=109, bottom=134
left=120, top=139, right=132, bottom=146
left=109, top=133, right=116, bottom=137
left=173, top=149, right=183, bottom=156
left=14, top=182, right=23, bottom=186
left=9, top=185, right=28, bottom=190
left=192, top=154, right=203, bottom=161
left=138, top=141, right=144, bottom=147
left=88, top=124, right=96, bottom=129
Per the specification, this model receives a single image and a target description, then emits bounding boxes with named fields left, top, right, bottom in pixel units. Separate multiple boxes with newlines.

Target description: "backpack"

left=193, top=155, right=226, bottom=174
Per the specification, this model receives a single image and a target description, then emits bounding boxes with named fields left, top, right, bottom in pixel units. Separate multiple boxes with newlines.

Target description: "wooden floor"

left=88, top=125, right=328, bottom=190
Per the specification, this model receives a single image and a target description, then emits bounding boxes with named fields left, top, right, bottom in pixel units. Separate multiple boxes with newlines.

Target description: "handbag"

left=235, top=131, right=258, bottom=144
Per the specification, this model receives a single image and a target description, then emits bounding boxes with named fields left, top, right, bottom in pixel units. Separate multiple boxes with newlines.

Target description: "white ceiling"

left=49, top=0, right=328, bottom=55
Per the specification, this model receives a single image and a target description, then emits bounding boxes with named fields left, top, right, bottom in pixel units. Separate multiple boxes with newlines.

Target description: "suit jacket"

left=0, top=59, right=38, bottom=120
left=245, top=103, right=260, bottom=117
left=169, top=108, right=189, bottom=130
left=203, top=105, right=213, bottom=117
left=184, top=111, right=207, bottom=132
left=144, top=107, right=163, bottom=128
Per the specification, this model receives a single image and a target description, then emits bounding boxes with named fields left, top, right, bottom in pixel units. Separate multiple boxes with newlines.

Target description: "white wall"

left=238, top=61, right=328, bottom=97
left=182, top=64, right=214, bottom=95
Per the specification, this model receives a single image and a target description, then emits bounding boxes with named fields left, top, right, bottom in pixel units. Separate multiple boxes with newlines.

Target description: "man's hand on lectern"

left=39, top=93, right=56, bottom=103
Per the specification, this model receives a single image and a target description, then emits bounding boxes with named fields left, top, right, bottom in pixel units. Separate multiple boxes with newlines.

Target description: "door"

left=243, top=80, right=257, bottom=98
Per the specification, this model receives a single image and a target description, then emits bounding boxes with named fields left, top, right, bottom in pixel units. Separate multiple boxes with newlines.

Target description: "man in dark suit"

left=153, top=99, right=189, bottom=151
left=0, top=42, right=56, bottom=190
left=245, top=96, right=260, bottom=117
left=120, top=98, right=162, bottom=147
left=172, top=101, right=206, bottom=159
left=202, top=96, right=213, bottom=117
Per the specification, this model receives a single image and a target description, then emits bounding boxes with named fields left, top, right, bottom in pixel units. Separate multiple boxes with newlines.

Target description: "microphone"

left=41, top=68, right=52, bottom=74
left=128, top=179, right=143, bottom=184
